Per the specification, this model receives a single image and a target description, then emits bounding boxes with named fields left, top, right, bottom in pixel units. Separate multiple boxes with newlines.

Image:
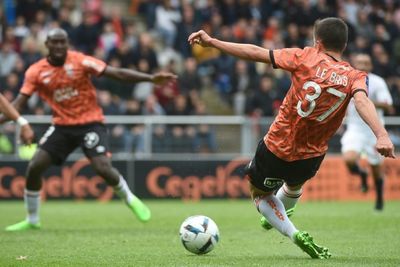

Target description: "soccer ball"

left=179, top=215, right=220, bottom=255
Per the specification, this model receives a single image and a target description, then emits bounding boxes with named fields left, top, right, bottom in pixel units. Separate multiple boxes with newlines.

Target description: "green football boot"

left=293, top=231, right=331, bottom=259
left=127, top=196, right=151, bottom=222
left=260, top=207, right=296, bottom=230
left=5, top=220, right=41, bottom=232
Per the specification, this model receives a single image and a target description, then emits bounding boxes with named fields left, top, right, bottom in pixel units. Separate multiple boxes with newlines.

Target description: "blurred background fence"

left=3, top=115, right=400, bottom=159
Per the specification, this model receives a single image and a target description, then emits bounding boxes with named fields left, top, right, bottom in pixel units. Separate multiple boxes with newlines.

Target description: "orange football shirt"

left=20, top=51, right=107, bottom=125
left=265, top=47, right=368, bottom=161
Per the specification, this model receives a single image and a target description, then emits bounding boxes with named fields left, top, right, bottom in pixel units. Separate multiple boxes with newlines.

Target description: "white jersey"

left=345, top=72, right=392, bottom=136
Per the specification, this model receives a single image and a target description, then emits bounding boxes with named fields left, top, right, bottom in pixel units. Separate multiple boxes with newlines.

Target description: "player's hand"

left=152, top=72, right=177, bottom=85
left=376, top=134, right=395, bottom=158
left=20, top=124, right=34, bottom=145
left=188, top=30, right=213, bottom=47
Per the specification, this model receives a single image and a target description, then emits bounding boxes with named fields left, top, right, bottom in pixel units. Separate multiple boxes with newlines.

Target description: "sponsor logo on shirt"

left=64, top=64, right=74, bottom=77
left=53, top=87, right=79, bottom=102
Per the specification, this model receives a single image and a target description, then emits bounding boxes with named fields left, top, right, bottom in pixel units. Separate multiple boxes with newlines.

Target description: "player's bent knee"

left=286, top=182, right=304, bottom=191
left=248, top=180, right=273, bottom=200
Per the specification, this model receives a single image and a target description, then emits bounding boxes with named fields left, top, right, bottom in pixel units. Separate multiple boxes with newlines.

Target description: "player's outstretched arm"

left=188, top=30, right=271, bottom=64
left=353, top=91, right=395, bottom=158
left=102, top=66, right=177, bottom=85
left=0, top=93, right=34, bottom=145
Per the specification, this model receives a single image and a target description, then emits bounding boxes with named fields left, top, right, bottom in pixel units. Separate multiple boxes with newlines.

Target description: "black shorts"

left=245, top=140, right=325, bottom=192
left=39, top=123, right=109, bottom=165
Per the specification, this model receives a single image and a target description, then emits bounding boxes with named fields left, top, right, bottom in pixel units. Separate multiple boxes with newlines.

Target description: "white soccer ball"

left=179, top=215, right=220, bottom=255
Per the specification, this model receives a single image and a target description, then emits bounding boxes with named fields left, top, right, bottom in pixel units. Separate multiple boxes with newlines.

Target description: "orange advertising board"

left=303, top=156, right=400, bottom=201
left=134, top=156, right=400, bottom=201
left=0, top=156, right=399, bottom=201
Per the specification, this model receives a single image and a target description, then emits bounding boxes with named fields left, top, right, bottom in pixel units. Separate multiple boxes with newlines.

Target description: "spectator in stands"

left=0, top=42, right=18, bottom=78
left=98, top=89, right=121, bottom=115
left=284, top=23, right=304, bottom=48
left=20, top=37, right=42, bottom=67
left=124, top=22, right=138, bottom=50
left=2, top=72, right=20, bottom=100
left=143, top=94, right=165, bottom=116
left=175, top=4, right=198, bottom=58
left=109, top=124, right=128, bottom=152
left=15, top=0, right=40, bottom=24
left=193, top=102, right=217, bottom=154
left=245, top=74, right=279, bottom=117
left=355, top=8, right=374, bottom=39
left=166, top=94, right=191, bottom=116
left=98, top=22, right=120, bottom=58
left=230, top=59, right=258, bottom=115
left=132, top=33, right=159, bottom=73
left=124, top=98, right=145, bottom=153
left=57, top=7, right=74, bottom=37
left=348, top=35, right=370, bottom=54
left=142, top=95, right=167, bottom=153
left=179, top=57, right=202, bottom=96
left=371, top=43, right=393, bottom=78
left=154, top=76, right=179, bottom=110
left=263, top=17, right=280, bottom=42
left=166, top=125, right=194, bottom=153
left=107, top=40, right=134, bottom=68
left=73, top=11, right=102, bottom=54
left=14, top=16, right=30, bottom=40
left=10, top=57, right=25, bottom=85
left=133, top=59, right=154, bottom=102
left=152, top=125, right=167, bottom=153
left=154, top=0, right=181, bottom=48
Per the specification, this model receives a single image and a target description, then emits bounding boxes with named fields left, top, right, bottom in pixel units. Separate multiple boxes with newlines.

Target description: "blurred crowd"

left=1, top=0, right=400, bottom=154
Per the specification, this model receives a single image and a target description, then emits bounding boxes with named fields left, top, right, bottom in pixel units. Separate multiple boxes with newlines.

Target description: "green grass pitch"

left=1, top=200, right=400, bottom=267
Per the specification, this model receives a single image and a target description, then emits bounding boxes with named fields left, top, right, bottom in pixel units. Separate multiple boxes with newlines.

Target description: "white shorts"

left=340, top=130, right=382, bottom=165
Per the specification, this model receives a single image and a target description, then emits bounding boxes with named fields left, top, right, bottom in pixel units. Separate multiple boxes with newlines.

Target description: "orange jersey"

left=20, top=51, right=107, bottom=125
left=265, top=47, right=368, bottom=161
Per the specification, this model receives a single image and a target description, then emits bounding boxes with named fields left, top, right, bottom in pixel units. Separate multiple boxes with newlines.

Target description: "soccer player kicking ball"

left=188, top=17, right=395, bottom=259
left=4, top=28, right=176, bottom=231
left=341, top=53, right=393, bottom=210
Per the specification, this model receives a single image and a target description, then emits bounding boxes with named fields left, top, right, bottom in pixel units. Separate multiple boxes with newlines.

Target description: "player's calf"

left=261, top=207, right=296, bottom=230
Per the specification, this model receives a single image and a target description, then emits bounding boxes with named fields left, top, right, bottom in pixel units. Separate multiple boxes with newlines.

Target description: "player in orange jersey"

left=0, top=93, right=34, bottom=145
left=4, top=28, right=176, bottom=232
left=189, top=18, right=395, bottom=259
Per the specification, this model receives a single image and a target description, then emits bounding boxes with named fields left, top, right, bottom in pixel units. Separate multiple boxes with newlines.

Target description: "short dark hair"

left=314, top=17, right=348, bottom=52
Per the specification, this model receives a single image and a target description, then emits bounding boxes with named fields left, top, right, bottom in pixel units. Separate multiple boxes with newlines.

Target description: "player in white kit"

left=341, top=53, right=393, bottom=210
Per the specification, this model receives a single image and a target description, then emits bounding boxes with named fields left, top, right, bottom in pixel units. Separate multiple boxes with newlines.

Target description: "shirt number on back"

left=297, top=81, right=347, bottom=121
